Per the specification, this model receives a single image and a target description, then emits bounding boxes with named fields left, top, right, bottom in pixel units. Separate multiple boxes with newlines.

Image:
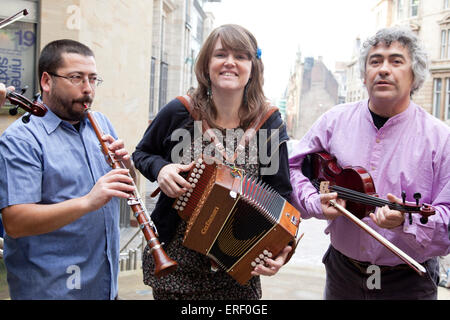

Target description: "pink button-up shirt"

left=289, top=99, right=450, bottom=266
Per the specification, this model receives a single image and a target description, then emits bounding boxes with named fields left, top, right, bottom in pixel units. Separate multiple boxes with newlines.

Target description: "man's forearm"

left=2, top=196, right=92, bottom=238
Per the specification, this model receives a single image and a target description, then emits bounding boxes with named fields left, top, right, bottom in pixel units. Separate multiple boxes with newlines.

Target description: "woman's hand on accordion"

left=250, top=245, right=292, bottom=277
left=157, top=162, right=195, bottom=198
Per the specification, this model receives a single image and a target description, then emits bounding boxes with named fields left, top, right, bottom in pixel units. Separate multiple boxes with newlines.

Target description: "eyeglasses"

left=47, top=72, right=103, bottom=87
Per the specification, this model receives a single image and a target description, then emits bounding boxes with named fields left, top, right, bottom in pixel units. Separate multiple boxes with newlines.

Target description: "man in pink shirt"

left=289, top=26, right=450, bottom=299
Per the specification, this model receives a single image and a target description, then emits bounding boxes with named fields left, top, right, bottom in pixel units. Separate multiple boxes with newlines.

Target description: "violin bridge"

left=319, top=181, right=330, bottom=194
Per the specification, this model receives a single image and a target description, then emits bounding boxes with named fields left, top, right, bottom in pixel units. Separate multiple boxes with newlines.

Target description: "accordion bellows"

left=173, top=158, right=301, bottom=284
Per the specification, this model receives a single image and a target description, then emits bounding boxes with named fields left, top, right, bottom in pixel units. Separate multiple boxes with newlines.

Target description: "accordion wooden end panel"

left=173, top=158, right=302, bottom=285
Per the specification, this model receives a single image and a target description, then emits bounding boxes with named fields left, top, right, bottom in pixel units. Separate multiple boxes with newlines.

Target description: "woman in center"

left=132, top=24, right=293, bottom=300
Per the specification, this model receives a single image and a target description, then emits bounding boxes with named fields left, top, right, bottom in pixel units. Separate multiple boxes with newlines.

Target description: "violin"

left=302, top=152, right=435, bottom=224
left=302, top=151, right=430, bottom=276
left=0, top=9, right=28, bottom=30
left=5, top=87, right=47, bottom=123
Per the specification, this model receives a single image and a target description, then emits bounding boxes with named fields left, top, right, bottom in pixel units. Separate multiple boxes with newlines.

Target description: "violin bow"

left=0, top=9, right=28, bottom=30
left=320, top=182, right=427, bottom=276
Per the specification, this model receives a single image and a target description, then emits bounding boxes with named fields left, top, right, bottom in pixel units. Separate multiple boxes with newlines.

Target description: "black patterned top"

left=142, top=127, right=262, bottom=300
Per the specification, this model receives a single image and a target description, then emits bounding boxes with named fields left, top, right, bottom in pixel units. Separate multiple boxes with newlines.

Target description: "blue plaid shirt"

left=0, top=107, right=120, bottom=299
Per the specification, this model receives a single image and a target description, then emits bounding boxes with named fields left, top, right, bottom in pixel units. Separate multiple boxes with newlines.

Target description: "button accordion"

left=173, top=158, right=302, bottom=284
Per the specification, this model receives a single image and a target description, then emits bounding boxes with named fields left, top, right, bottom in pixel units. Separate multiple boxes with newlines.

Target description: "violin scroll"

left=5, top=87, right=47, bottom=123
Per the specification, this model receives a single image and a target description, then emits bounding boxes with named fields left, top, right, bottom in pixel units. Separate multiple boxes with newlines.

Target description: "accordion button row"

left=174, top=158, right=205, bottom=212
left=250, top=250, right=273, bottom=267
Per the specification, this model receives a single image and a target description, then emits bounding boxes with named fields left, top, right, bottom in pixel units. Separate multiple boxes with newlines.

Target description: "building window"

left=433, top=78, right=442, bottom=118
left=159, top=62, right=168, bottom=110
left=441, top=29, right=447, bottom=58
left=196, top=16, right=203, bottom=41
left=410, top=0, right=419, bottom=17
left=397, top=0, right=404, bottom=19
left=185, top=0, right=191, bottom=26
left=448, top=31, right=450, bottom=59
left=445, top=0, right=450, bottom=9
left=190, top=49, right=195, bottom=87
left=149, top=57, right=156, bottom=118
left=446, top=78, right=450, bottom=120
left=439, top=29, right=450, bottom=59
left=0, top=3, right=38, bottom=114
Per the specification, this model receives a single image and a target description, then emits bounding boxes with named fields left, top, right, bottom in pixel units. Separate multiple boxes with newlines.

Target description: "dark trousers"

left=323, top=245, right=439, bottom=300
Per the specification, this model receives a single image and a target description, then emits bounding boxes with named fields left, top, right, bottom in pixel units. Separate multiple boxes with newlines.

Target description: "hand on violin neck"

left=0, top=83, right=14, bottom=107
left=369, top=193, right=405, bottom=229
left=320, top=192, right=346, bottom=220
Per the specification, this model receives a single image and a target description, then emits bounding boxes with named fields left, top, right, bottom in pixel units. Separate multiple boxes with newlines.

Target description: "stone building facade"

left=370, top=0, right=450, bottom=125
left=345, top=37, right=369, bottom=103
left=0, top=1, right=217, bottom=160
left=285, top=51, right=338, bottom=139
left=149, top=0, right=215, bottom=119
left=0, top=0, right=217, bottom=226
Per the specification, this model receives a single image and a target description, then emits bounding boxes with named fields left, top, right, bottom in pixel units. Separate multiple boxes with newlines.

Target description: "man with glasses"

left=0, top=39, right=135, bottom=299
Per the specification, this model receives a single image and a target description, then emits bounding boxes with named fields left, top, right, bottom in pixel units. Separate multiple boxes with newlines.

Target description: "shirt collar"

left=41, top=106, right=63, bottom=135
left=40, top=105, right=85, bottom=135
left=363, top=99, right=415, bottom=128
left=384, top=100, right=415, bottom=127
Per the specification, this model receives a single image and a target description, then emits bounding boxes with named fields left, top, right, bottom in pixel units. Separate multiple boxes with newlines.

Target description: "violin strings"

left=312, top=180, right=382, bottom=207
left=331, top=185, right=393, bottom=206
left=312, top=180, right=420, bottom=213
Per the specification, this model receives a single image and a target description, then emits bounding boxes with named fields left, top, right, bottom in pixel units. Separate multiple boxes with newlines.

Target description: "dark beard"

left=48, top=91, right=93, bottom=122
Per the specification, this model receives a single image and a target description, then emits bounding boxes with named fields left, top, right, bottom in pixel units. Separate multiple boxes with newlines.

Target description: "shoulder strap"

left=177, top=95, right=278, bottom=133
left=249, top=105, right=278, bottom=132
left=176, top=95, right=279, bottom=164
left=176, top=95, right=198, bottom=120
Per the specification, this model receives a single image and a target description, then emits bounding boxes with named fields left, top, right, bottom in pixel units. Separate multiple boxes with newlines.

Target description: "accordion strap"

left=176, top=95, right=278, bottom=164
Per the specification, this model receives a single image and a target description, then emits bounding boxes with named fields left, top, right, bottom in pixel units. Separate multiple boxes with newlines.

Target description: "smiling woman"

left=192, top=24, right=267, bottom=130
left=208, top=39, right=252, bottom=97
left=132, top=24, right=293, bottom=300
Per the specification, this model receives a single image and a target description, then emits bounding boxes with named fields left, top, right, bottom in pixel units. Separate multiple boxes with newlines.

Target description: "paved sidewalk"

left=116, top=263, right=326, bottom=300
left=118, top=218, right=450, bottom=300
left=117, top=262, right=450, bottom=300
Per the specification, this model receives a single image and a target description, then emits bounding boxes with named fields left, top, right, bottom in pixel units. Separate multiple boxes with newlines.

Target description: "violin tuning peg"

left=420, top=216, right=428, bottom=224
left=8, top=106, right=19, bottom=116
left=20, top=85, right=28, bottom=95
left=413, top=192, right=421, bottom=205
left=401, top=191, right=406, bottom=204
left=21, top=113, right=31, bottom=124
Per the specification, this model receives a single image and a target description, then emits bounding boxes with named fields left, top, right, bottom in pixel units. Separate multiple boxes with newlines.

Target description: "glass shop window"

left=0, top=16, right=37, bottom=116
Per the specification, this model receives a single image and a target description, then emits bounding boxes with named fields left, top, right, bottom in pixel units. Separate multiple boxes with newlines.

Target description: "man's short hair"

left=38, top=39, right=94, bottom=92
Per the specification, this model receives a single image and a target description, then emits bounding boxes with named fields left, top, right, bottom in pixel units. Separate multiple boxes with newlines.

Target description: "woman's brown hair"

left=191, top=24, right=268, bottom=129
